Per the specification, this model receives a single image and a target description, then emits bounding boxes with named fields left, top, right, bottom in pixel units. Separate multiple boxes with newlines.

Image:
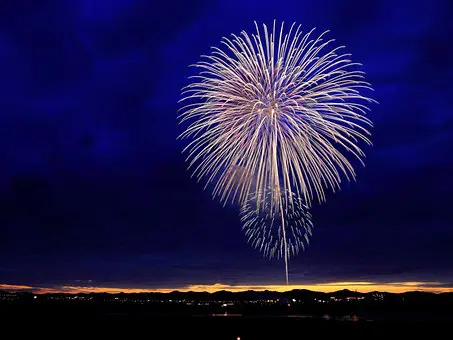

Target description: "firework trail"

left=240, top=189, right=313, bottom=285
left=178, top=21, right=375, bottom=212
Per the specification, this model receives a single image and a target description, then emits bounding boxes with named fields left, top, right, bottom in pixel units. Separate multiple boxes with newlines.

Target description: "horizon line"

left=2, top=281, right=453, bottom=295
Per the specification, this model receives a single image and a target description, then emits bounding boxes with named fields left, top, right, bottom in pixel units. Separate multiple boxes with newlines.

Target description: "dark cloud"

left=0, top=0, right=452, bottom=287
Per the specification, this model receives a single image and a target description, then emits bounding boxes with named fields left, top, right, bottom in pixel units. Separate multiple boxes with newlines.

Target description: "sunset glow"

left=2, top=281, right=452, bottom=294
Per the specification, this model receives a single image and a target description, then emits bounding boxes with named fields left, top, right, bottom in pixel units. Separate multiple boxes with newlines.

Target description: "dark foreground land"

left=1, top=311, right=450, bottom=339
left=2, top=289, right=453, bottom=338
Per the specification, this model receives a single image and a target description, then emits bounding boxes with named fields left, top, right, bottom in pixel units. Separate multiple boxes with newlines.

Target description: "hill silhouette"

left=1, top=287, right=452, bottom=301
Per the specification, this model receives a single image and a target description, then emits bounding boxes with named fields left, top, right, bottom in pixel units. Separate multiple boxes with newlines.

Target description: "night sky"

left=1, top=0, right=453, bottom=292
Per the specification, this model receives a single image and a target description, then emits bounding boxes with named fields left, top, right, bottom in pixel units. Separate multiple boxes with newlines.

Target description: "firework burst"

left=178, top=21, right=375, bottom=211
left=178, top=21, right=375, bottom=284
left=240, top=189, right=313, bottom=284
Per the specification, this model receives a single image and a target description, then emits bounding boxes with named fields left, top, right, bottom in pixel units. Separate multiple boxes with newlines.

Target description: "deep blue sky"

left=1, top=0, right=452, bottom=289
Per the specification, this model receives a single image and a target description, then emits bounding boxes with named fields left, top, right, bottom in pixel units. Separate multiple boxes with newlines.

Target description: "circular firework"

left=240, top=190, right=313, bottom=261
left=178, top=21, right=375, bottom=209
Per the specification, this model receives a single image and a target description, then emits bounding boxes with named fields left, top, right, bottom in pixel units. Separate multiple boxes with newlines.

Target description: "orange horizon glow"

left=1, top=281, right=452, bottom=294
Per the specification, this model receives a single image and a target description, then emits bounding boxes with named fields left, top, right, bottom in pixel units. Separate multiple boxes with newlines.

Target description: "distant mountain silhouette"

left=1, top=288, right=452, bottom=301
